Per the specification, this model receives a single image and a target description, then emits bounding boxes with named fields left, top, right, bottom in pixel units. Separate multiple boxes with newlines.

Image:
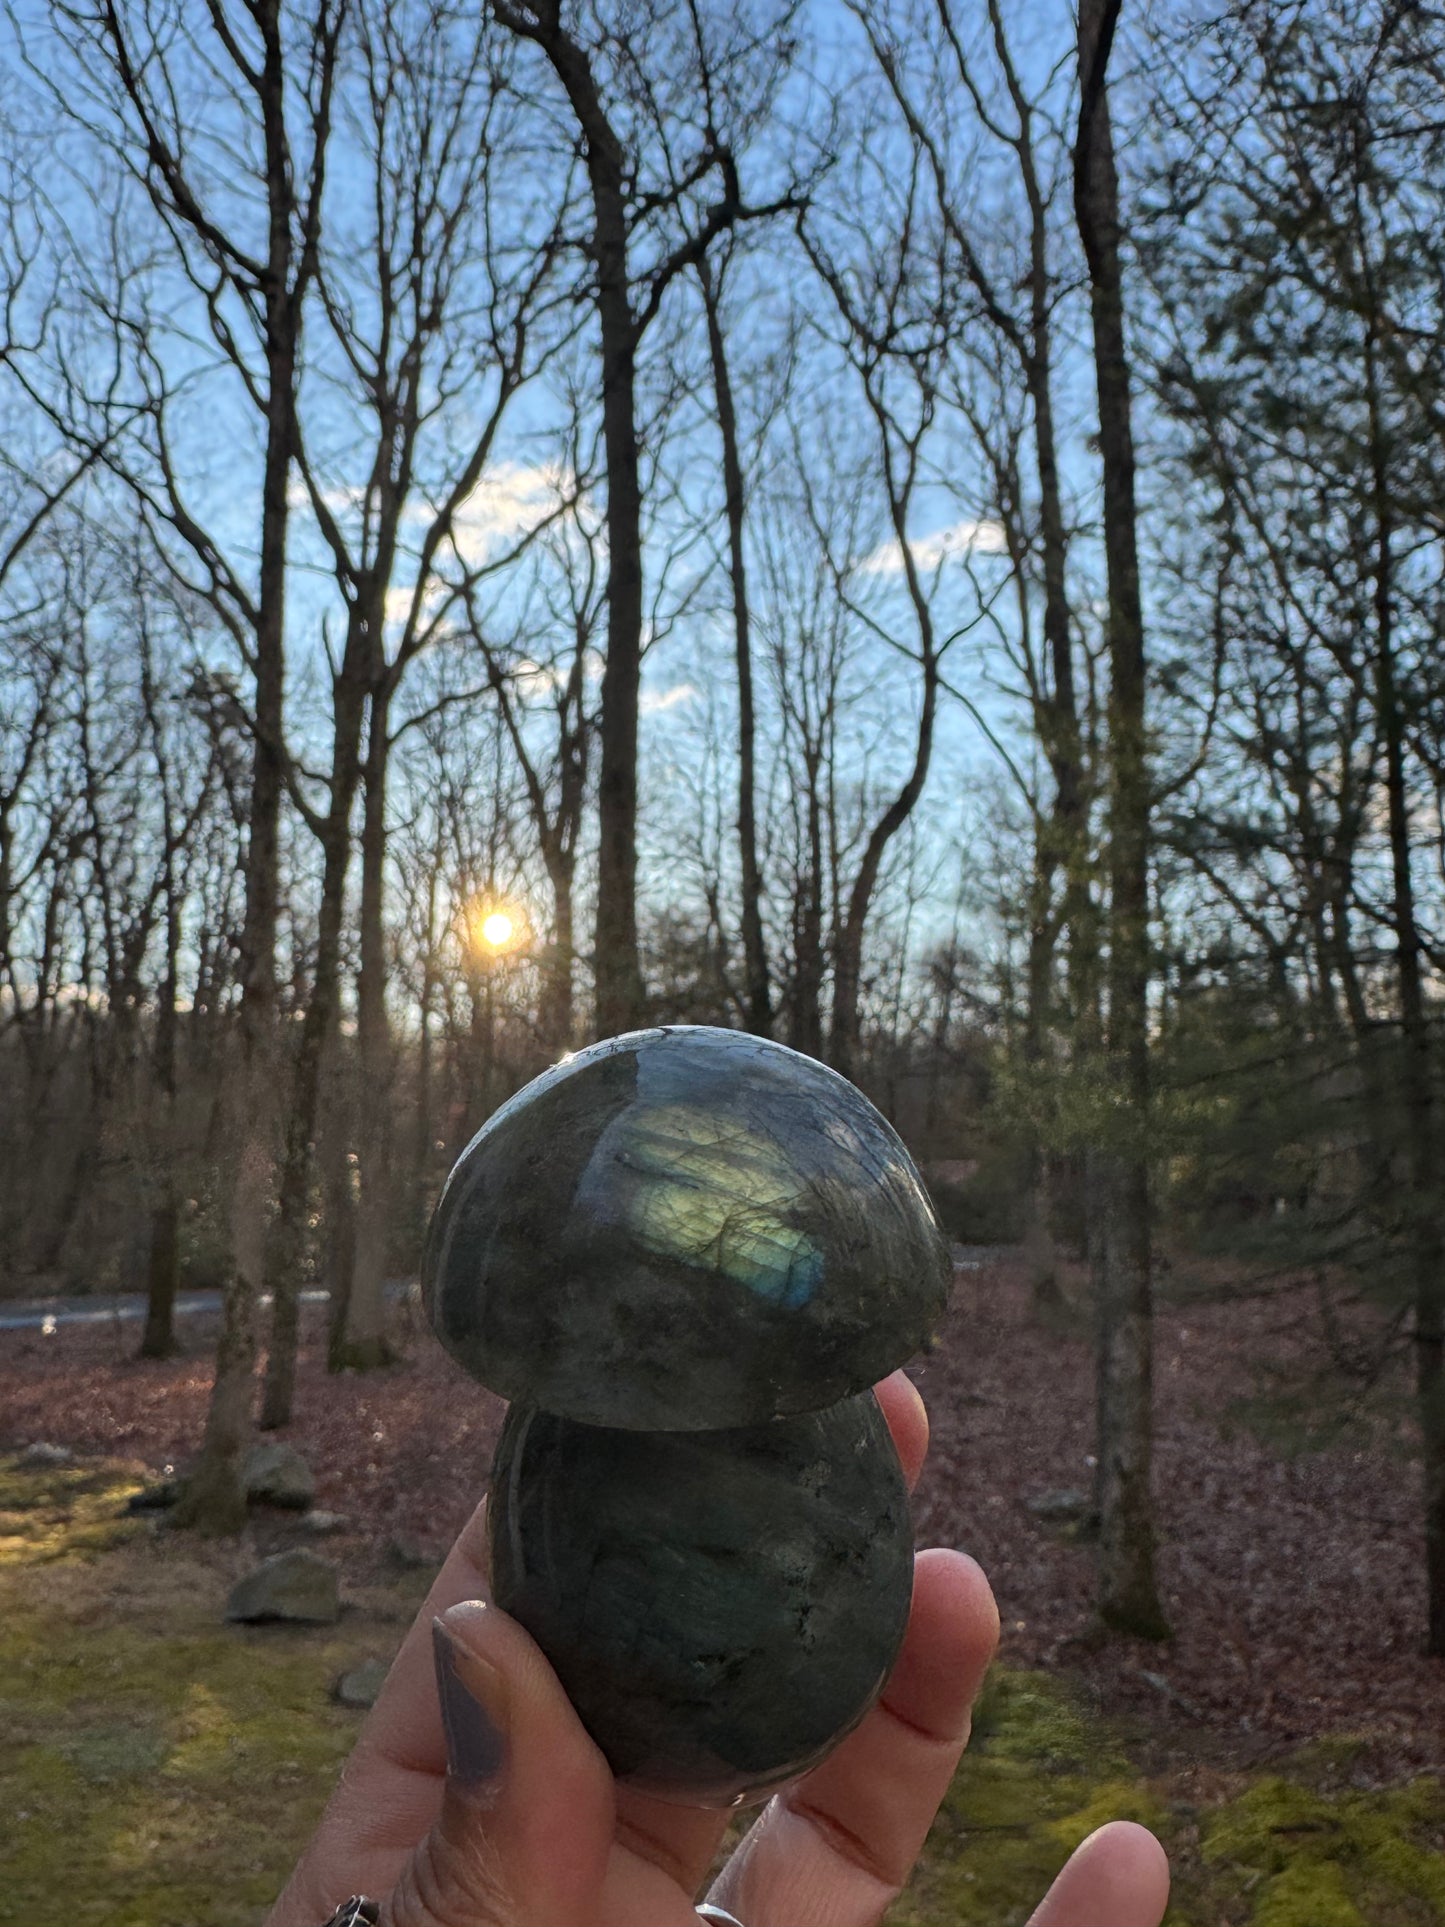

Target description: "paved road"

left=951, top=1244, right=1002, bottom=1271
left=0, top=1282, right=413, bottom=1333
left=2, top=1253, right=997, bottom=1334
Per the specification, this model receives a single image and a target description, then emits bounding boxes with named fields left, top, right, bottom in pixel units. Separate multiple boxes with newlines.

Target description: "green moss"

left=968, top=1667, right=1131, bottom=1775
left=1201, top=1775, right=1445, bottom=1927
left=0, top=1453, right=145, bottom=1564
left=890, top=1669, right=1175, bottom=1927
left=1252, top=1860, right=1364, bottom=1927
left=0, top=1595, right=367, bottom=1925
left=891, top=1670, right=1445, bottom=1927
left=1046, top=1775, right=1172, bottom=1851
left=0, top=1451, right=396, bottom=1927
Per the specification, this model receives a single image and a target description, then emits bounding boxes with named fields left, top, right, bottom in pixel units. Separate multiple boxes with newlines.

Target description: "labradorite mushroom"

left=423, top=1025, right=950, bottom=1431
left=423, top=1024, right=948, bottom=1803
left=487, top=1390, right=913, bottom=1802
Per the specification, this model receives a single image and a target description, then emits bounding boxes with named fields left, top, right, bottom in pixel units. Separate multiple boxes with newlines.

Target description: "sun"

left=462, top=897, right=526, bottom=959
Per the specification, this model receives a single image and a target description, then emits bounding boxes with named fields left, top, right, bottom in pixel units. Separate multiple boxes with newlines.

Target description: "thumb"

left=384, top=1600, right=616, bottom=1927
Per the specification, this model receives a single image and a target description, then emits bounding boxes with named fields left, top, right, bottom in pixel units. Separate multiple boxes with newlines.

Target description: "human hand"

left=269, top=1373, right=1169, bottom=1927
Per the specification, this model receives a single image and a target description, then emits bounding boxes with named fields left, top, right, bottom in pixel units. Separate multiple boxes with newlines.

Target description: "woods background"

left=0, top=0, right=1442, bottom=1654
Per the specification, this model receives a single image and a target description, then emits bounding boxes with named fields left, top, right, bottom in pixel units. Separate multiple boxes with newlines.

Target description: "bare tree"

left=698, top=244, right=771, bottom=1034
left=490, top=0, right=801, bottom=1035
left=260, top=0, right=574, bottom=1408
left=798, top=140, right=1000, bottom=1077
left=133, top=569, right=221, bottom=1357
left=36, top=0, right=346, bottom=1526
left=462, top=474, right=603, bottom=1056
left=1074, top=0, right=1167, bottom=1637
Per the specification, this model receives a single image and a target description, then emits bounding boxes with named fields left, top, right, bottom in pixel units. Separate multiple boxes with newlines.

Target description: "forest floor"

left=1, top=1250, right=1442, bottom=1926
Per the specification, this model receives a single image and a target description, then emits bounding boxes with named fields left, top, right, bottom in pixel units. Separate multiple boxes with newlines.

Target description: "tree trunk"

left=1364, top=325, right=1445, bottom=1653
left=174, top=1224, right=259, bottom=1535
left=590, top=169, right=646, bottom=1037
left=168, top=0, right=335, bottom=1525
left=1030, top=223, right=1093, bottom=1294
left=173, top=319, right=291, bottom=1529
left=1023, top=849, right=1062, bottom=1310
left=1075, top=0, right=1168, bottom=1639
left=538, top=841, right=578, bottom=1053
left=140, top=1195, right=182, bottom=1360
left=830, top=926, right=865, bottom=1081
left=413, top=866, right=438, bottom=1246
left=828, top=592, right=939, bottom=1080
left=787, top=761, right=825, bottom=1059
left=1023, top=109, right=1092, bottom=1047
left=259, top=656, right=367, bottom=1427
left=323, top=1084, right=358, bottom=1374
left=339, top=680, right=397, bottom=1371
left=490, top=3, right=648, bottom=1038
left=700, top=256, right=770, bottom=1036
left=1379, top=610, right=1443, bottom=1655
left=139, top=844, right=183, bottom=1360
left=468, top=961, right=497, bottom=1139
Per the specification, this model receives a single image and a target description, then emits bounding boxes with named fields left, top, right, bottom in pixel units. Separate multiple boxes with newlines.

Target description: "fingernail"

left=433, top=1613, right=507, bottom=1785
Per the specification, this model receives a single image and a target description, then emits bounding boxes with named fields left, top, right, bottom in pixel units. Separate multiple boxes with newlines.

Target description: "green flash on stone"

left=614, top=1104, right=824, bottom=1308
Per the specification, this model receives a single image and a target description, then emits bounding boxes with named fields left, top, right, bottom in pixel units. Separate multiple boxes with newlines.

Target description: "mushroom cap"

left=423, top=1025, right=950, bottom=1430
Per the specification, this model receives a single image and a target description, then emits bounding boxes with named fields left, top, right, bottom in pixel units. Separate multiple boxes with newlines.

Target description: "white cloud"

left=449, top=460, right=575, bottom=569
left=288, top=461, right=578, bottom=571
left=287, top=475, right=369, bottom=515
left=385, top=580, right=422, bottom=628
left=640, top=682, right=697, bottom=716
left=860, top=518, right=1009, bottom=575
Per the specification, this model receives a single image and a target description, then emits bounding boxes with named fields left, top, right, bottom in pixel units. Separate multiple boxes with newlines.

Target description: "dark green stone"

left=425, top=1026, right=949, bottom=1430
left=488, top=1390, right=913, bottom=1804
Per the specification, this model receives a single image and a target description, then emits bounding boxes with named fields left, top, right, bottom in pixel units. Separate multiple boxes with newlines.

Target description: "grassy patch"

left=890, top=1668, right=1172, bottom=1926
left=0, top=1454, right=147, bottom=1565
left=890, top=1668, right=1445, bottom=1927
left=0, top=1453, right=402, bottom=1927
left=1200, top=1774, right=1445, bottom=1927
left=3, top=1454, right=1441, bottom=1927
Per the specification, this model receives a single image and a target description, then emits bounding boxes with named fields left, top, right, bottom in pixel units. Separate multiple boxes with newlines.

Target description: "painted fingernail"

left=433, top=1615, right=507, bottom=1785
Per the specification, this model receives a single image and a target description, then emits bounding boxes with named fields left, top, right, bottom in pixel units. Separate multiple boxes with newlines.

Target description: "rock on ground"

left=1024, top=1486, right=1092, bottom=1522
left=384, top=1534, right=443, bottom=1571
left=300, top=1509, right=350, bottom=1536
left=332, top=1657, right=390, bottom=1708
left=243, top=1442, right=315, bottom=1511
left=1022, top=1486, right=1099, bottom=1541
left=225, top=1549, right=340, bottom=1624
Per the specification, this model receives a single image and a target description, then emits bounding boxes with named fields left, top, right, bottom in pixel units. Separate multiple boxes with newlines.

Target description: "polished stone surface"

left=425, top=1026, right=950, bottom=1429
left=488, top=1390, right=913, bottom=1804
